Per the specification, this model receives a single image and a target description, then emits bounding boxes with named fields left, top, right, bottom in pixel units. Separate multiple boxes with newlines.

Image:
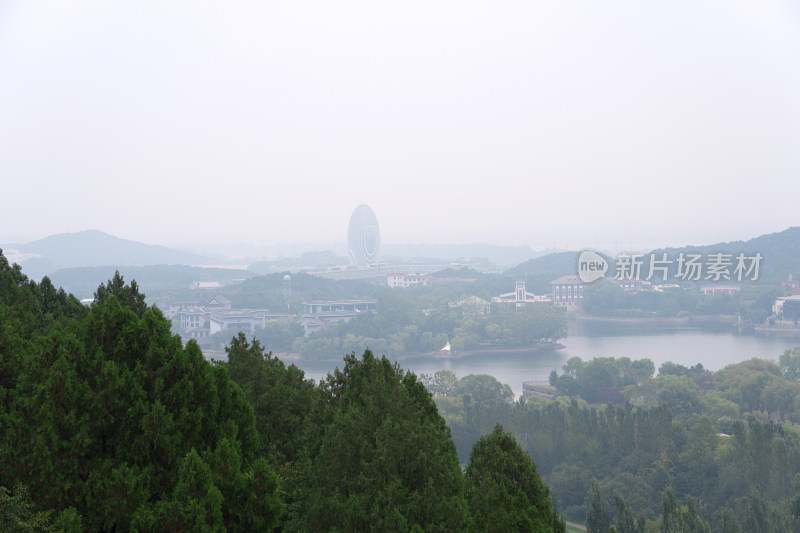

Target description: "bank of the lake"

left=288, top=321, right=800, bottom=398
left=396, top=342, right=566, bottom=361
left=571, top=312, right=740, bottom=324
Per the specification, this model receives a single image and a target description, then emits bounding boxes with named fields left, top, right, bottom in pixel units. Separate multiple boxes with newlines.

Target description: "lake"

left=290, top=320, right=800, bottom=398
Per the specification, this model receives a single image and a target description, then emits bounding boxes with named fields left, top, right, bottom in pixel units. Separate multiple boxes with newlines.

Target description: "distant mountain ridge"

left=2, top=230, right=213, bottom=280
left=650, top=226, right=800, bottom=282
left=505, top=251, right=579, bottom=278
left=48, top=264, right=256, bottom=300
left=506, top=227, right=800, bottom=283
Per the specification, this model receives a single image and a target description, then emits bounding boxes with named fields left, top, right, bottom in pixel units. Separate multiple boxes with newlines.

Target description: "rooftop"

left=551, top=274, right=582, bottom=284
left=302, top=299, right=377, bottom=305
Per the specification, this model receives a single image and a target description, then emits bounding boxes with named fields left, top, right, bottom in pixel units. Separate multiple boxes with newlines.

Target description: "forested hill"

left=48, top=264, right=257, bottom=300
left=650, top=226, right=800, bottom=282
left=505, top=250, right=578, bottom=278
left=0, top=249, right=565, bottom=532
left=4, top=230, right=212, bottom=279
left=506, top=226, right=800, bottom=284
left=504, top=251, right=580, bottom=293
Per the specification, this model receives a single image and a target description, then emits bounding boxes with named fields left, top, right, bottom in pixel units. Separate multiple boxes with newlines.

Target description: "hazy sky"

left=2, top=1, right=799, bottom=252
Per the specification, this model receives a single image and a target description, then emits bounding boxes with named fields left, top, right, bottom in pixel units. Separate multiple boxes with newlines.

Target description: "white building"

left=493, top=281, right=548, bottom=307
left=171, top=304, right=287, bottom=343
left=388, top=273, right=432, bottom=288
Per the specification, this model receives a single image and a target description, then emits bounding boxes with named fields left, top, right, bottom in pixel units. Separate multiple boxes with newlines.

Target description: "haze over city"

left=2, top=1, right=799, bottom=252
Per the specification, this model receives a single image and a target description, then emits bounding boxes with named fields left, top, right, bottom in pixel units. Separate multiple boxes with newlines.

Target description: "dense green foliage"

left=0, top=483, right=63, bottom=532
left=300, top=351, right=471, bottom=531
left=224, top=339, right=565, bottom=531
left=583, top=281, right=780, bottom=322
left=10, top=245, right=800, bottom=531
left=292, top=297, right=566, bottom=358
left=556, top=356, right=655, bottom=403
left=225, top=333, right=317, bottom=463
left=431, top=355, right=800, bottom=532
left=1, top=255, right=281, bottom=530
left=1, top=250, right=565, bottom=531
left=466, top=425, right=565, bottom=532
left=0, top=255, right=87, bottom=393
left=208, top=316, right=305, bottom=354
left=421, top=371, right=515, bottom=406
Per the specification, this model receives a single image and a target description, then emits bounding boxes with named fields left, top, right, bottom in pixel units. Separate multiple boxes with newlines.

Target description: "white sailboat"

left=438, top=340, right=451, bottom=355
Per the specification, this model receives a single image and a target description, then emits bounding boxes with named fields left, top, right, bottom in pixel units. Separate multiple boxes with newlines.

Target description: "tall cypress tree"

left=587, top=481, right=611, bottom=533
left=466, top=424, right=565, bottom=532
left=296, top=350, right=470, bottom=532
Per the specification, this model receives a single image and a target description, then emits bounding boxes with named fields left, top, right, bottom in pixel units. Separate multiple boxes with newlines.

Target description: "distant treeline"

left=582, top=281, right=780, bottom=322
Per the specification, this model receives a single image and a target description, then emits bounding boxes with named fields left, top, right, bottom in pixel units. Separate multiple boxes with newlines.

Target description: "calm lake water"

left=289, top=320, right=800, bottom=398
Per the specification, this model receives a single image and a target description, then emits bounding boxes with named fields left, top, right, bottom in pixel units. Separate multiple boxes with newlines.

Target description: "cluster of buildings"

left=165, top=295, right=379, bottom=345
left=548, top=272, right=800, bottom=324
left=163, top=296, right=289, bottom=345
left=772, top=276, right=800, bottom=322
left=166, top=268, right=800, bottom=349
left=390, top=275, right=653, bottom=314
left=386, top=271, right=480, bottom=288
left=301, top=299, right=377, bottom=336
left=773, top=297, right=800, bottom=321
left=165, top=203, right=800, bottom=341
left=547, top=275, right=658, bottom=312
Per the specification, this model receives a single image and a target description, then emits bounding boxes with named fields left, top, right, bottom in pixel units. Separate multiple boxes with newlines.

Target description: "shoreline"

left=569, top=313, right=739, bottom=324
left=265, top=343, right=566, bottom=363
left=396, top=343, right=566, bottom=361
left=207, top=313, right=786, bottom=363
left=754, top=326, right=800, bottom=336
